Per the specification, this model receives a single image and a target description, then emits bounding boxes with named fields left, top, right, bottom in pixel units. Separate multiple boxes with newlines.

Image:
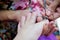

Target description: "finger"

left=40, top=10, right=45, bottom=17
left=18, top=22, right=21, bottom=33
left=49, top=0, right=59, bottom=11
left=48, top=22, right=54, bottom=31
left=57, top=7, right=60, bottom=13
left=48, top=28, right=55, bottom=36
left=47, top=0, right=54, bottom=5
left=30, top=12, right=37, bottom=24
left=35, top=20, right=49, bottom=31
left=54, top=27, right=58, bottom=31
left=47, top=23, right=56, bottom=35
left=26, top=13, right=31, bottom=21
left=32, top=20, right=49, bottom=36
left=42, top=23, right=49, bottom=35
left=43, top=21, right=54, bottom=35
left=53, top=13, right=60, bottom=20
left=49, top=21, right=54, bottom=26
left=46, top=0, right=51, bottom=5
left=46, top=9, right=52, bottom=16
left=48, top=14, right=54, bottom=20
left=36, top=16, right=43, bottom=22
left=21, top=16, right=26, bottom=26
left=38, top=0, right=44, bottom=7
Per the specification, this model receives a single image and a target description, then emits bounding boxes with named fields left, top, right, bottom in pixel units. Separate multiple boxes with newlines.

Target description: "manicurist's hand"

left=14, top=12, right=49, bottom=40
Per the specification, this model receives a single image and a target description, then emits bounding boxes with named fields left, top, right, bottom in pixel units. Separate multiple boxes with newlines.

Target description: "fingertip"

left=48, top=15, right=54, bottom=20
left=49, top=21, right=54, bottom=24
left=36, top=16, right=43, bottom=22
left=54, top=27, right=58, bottom=31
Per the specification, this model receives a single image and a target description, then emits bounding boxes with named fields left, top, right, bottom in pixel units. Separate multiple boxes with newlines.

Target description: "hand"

left=42, top=21, right=58, bottom=36
left=43, top=0, right=60, bottom=18
left=14, top=12, right=49, bottom=40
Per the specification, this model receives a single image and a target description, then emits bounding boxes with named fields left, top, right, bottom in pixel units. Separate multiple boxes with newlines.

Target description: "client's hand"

left=42, top=21, right=58, bottom=36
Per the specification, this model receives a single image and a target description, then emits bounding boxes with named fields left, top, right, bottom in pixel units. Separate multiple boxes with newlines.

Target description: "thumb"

left=17, top=22, right=21, bottom=33
left=35, top=20, right=49, bottom=28
left=34, top=20, right=49, bottom=35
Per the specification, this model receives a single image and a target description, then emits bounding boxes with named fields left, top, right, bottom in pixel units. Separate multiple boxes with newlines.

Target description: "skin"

left=14, top=13, right=57, bottom=40
left=0, top=5, right=58, bottom=36
left=0, top=10, right=30, bottom=22
left=0, top=0, right=58, bottom=39
left=49, top=0, right=60, bottom=11
left=45, top=0, right=60, bottom=11
left=43, top=0, right=60, bottom=21
left=0, top=0, right=60, bottom=21
left=57, top=7, right=60, bottom=13
left=0, top=9, right=57, bottom=36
